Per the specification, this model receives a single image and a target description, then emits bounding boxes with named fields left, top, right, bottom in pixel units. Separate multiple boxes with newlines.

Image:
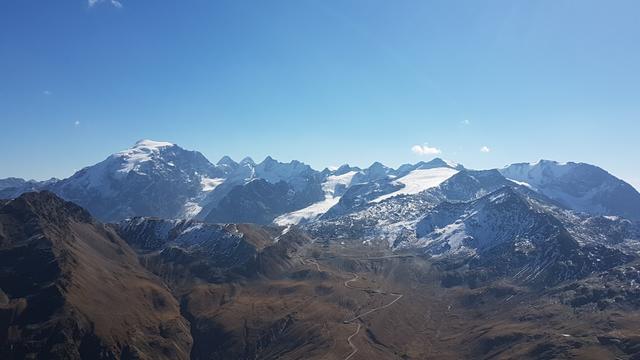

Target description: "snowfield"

left=274, top=171, right=358, bottom=225
left=115, top=140, right=175, bottom=175
left=200, top=177, right=225, bottom=192
left=371, top=167, right=459, bottom=203
left=507, top=178, right=534, bottom=189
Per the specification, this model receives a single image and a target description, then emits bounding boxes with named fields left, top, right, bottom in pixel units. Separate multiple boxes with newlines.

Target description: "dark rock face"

left=0, top=192, right=192, bottom=359
left=432, top=169, right=512, bottom=202
left=471, top=232, right=632, bottom=289
left=117, top=218, right=269, bottom=274
left=0, top=178, right=58, bottom=200
left=205, top=179, right=324, bottom=225
left=0, top=178, right=28, bottom=191
left=196, top=156, right=328, bottom=221
left=323, top=179, right=403, bottom=218
left=552, top=262, right=640, bottom=310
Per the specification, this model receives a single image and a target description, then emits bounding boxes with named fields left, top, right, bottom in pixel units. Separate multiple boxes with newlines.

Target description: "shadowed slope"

left=0, top=192, right=192, bottom=359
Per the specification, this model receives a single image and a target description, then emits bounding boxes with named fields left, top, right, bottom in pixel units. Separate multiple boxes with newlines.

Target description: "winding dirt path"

left=304, top=259, right=404, bottom=360
left=344, top=323, right=362, bottom=360
left=305, top=258, right=321, bottom=272
left=343, top=293, right=404, bottom=323
left=344, top=273, right=359, bottom=288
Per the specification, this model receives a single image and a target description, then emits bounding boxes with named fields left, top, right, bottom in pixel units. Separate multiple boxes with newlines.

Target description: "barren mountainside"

left=0, top=192, right=192, bottom=359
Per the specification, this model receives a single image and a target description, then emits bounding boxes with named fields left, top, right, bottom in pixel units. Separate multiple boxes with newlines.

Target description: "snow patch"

left=274, top=197, right=342, bottom=226
left=489, top=191, right=509, bottom=203
left=114, top=140, right=175, bottom=175
left=181, top=201, right=203, bottom=219
left=371, top=167, right=459, bottom=203
left=134, top=139, right=174, bottom=148
left=274, top=224, right=292, bottom=242
left=181, top=222, right=204, bottom=234
left=322, top=171, right=358, bottom=197
left=274, top=171, right=358, bottom=225
left=201, top=177, right=225, bottom=192
left=443, top=159, right=460, bottom=168
left=507, top=178, right=534, bottom=189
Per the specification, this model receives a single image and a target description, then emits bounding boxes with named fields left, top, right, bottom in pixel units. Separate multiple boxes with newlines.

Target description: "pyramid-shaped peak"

left=240, top=157, right=256, bottom=166
left=217, top=155, right=237, bottom=166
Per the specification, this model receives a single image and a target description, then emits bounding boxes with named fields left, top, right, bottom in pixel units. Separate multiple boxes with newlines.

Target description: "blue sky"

left=1, top=0, right=639, bottom=190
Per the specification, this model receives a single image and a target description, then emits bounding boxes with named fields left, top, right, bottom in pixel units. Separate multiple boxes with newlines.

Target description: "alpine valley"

left=2, top=140, right=640, bottom=359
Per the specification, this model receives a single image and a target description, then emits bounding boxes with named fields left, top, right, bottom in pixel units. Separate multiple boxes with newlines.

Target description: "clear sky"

left=1, top=0, right=638, bottom=190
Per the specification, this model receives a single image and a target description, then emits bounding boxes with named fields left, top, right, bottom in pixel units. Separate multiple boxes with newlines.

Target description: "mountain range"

left=2, top=140, right=640, bottom=359
left=2, top=140, right=638, bottom=230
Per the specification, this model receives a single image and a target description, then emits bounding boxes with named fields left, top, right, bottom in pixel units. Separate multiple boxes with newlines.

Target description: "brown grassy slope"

left=174, top=240, right=640, bottom=360
left=0, top=192, right=192, bottom=359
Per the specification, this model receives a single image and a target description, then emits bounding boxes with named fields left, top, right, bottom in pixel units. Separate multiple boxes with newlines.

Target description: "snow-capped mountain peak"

left=216, top=155, right=238, bottom=169
left=412, top=186, right=556, bottom=255
left=260, top=155, right=278, bottom=166
left=415, top=157, right=462, bottom=170
left=253, top=157, right=317, bottom=190
left=501, top=160, right=572, bottom=185
left=334, top=164, right=358, bottom=176
left=364, top=161, right=392, bottom=178
left=48, top=141, right=223, bottom=221
left=239, top=156, right=256, bottom=166
left=501, top=160, right=640, bottom=220
left=3, top=142, right=639, bottom=239
left=133, top=139, right=174, bottom=148
left=112, top=139, right=178, bottom=176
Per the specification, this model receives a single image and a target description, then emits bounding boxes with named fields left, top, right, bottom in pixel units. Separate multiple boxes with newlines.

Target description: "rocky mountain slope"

left=306, top=169, right=516, bottom=244
left=0, top=192, right=192, bottom=359
left=48, top=140, right=224, bottom=221
left=116, top=216, right=309, bottom=280
left=501, top=160, right=640, bottom=220
left=0, top=177, right=58, bottom=199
